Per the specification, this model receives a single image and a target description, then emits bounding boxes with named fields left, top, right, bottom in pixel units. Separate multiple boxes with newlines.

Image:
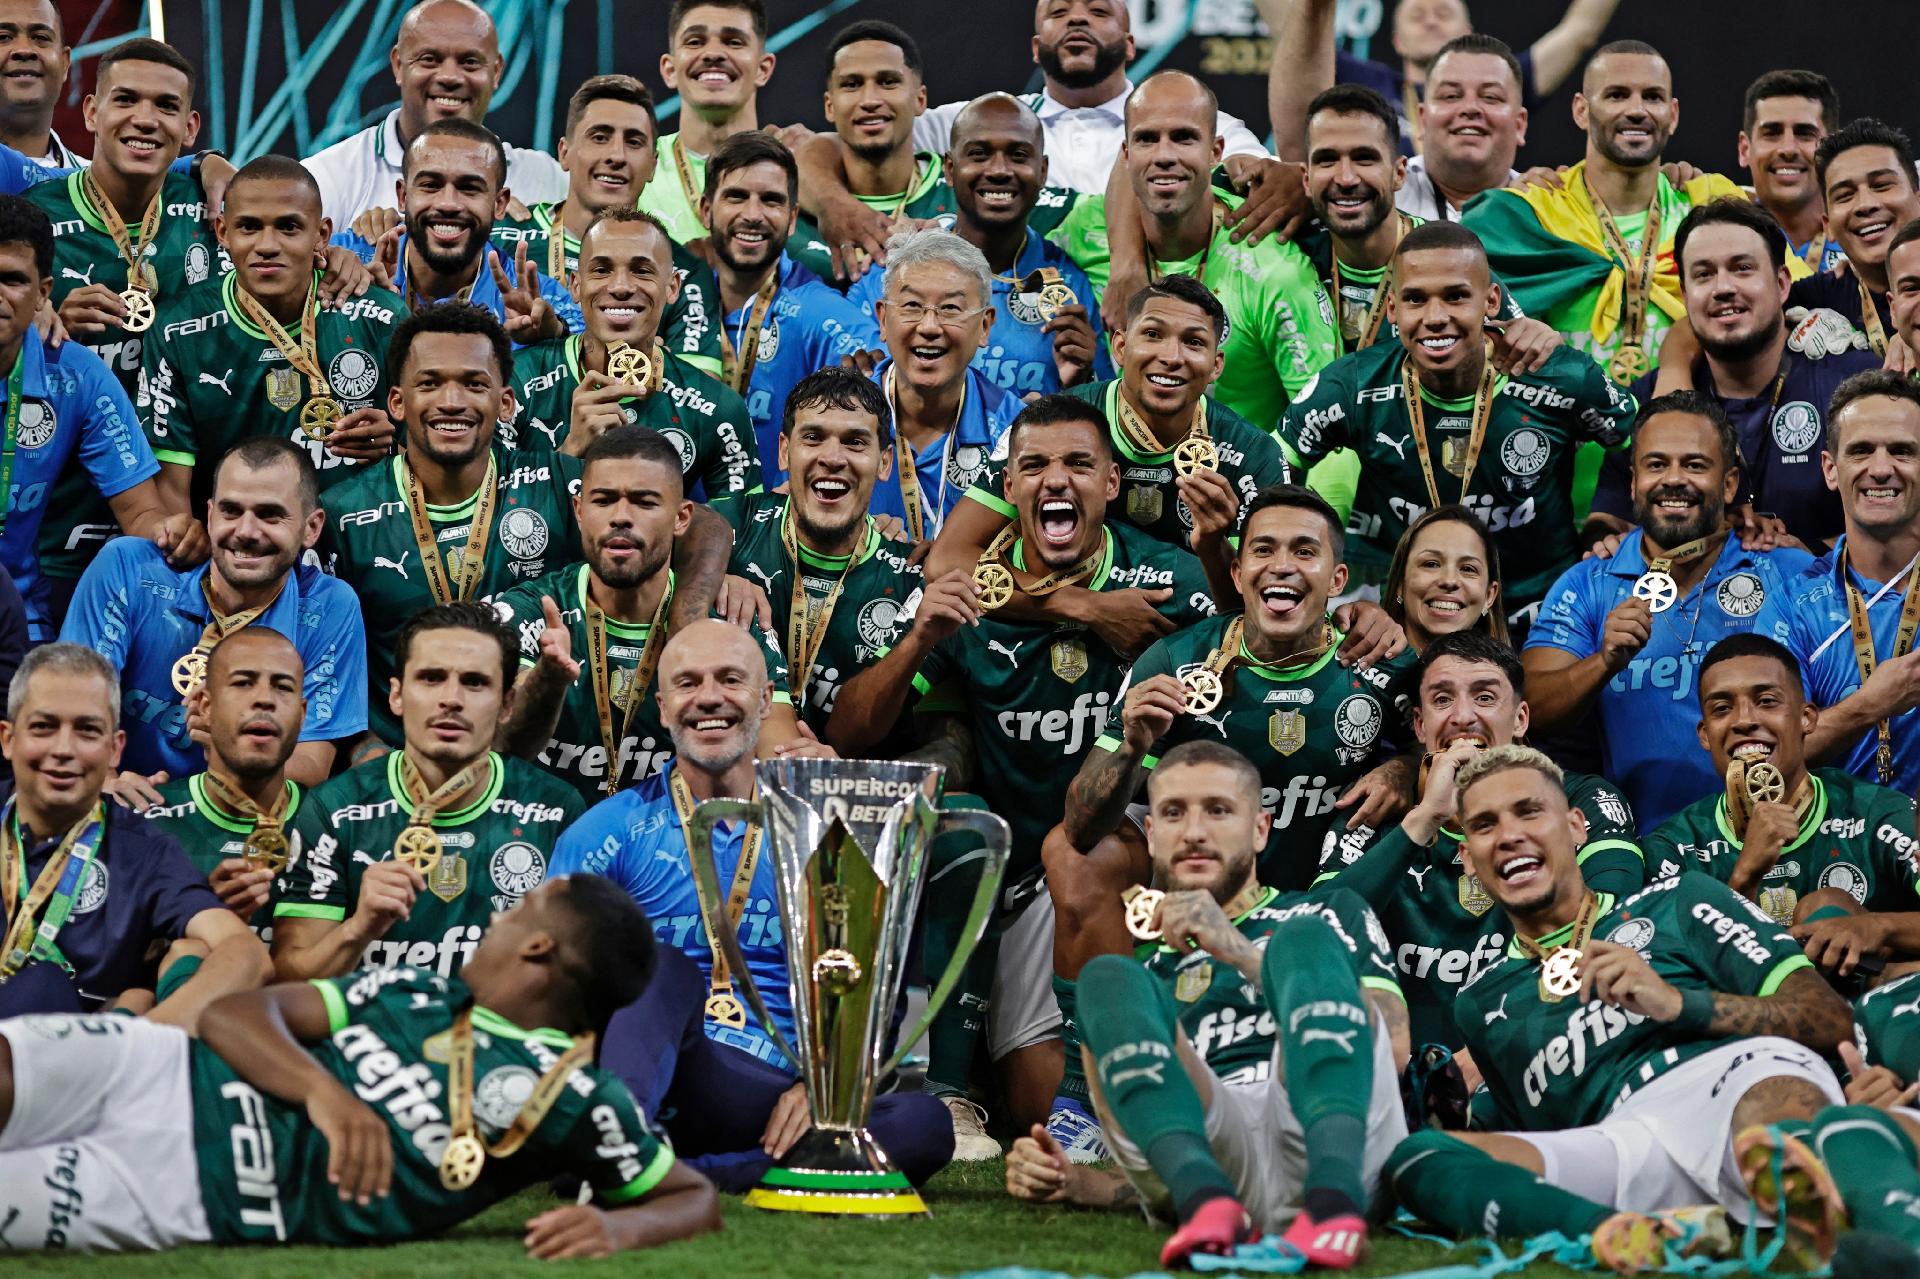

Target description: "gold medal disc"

left=120, top=288, right=155, bottom=333
left=439, top=1133, right=488, bottom=1191
left=1180, top=667, right=1224, bottom=716
left=1033, top=281, right=1078, bottom=323
left=299, top=395, right=343, bottom=441
left=1744, top=761, right=1787, bottom=805
left=243, top=827, right=290, bottom=873
left=607, top=343, right=651, bottom=384
left=1539, top=947, right=1584, bottom=1000
left=704, top=992, right=748, bottom=1029
left=1122, top=885, right=1165, bottom=941
left=1608, top=346, right=1650, bottom=383
left=1172, top=436, right=1218, bottom=477
left=1632, top=570, right=1678, bottom=613
left=971, top=560, right=1014, bottom=610
left=393, top=824, right=442, bottom=874
left=170, top=649, right=209, bottom=697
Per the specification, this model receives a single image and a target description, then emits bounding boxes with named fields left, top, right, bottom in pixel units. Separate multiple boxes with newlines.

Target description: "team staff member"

left=1787, top=120, right=1920, bottom=357
left=1738, top=71, right=1842, bottom=273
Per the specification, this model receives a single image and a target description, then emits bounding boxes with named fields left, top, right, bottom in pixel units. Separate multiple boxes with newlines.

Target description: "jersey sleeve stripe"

left=274, top=903, right=349, bottom=921
left=1577, top=838, right=1644, bottom=863
left=153, top=449, right=196, bottom=467
left=910, top=672, right=931, bottom=697
left=1758, top=954, right=1814, bottom=998
left=965, top=488, right=1015, bottom=518
left=311, top=979, right=349, bottom=1033
left=596, top=1142, right=677, bottom=1205
left=1361, top=975, right=1406, bottom=1002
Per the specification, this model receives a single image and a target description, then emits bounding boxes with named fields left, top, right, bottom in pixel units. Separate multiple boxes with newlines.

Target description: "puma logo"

left=1375, top=431, right=1413, bottom=461
left=1191, top=710, right=1229, bottom=737
left=1301, top=1027, right=1359, bottom=1054
left=530, top=416, right=564, bottom=449
left=1893, top=993, right=1920, bottom=1019
left=744, top=563, right=778, bottom=595
left=987, top=638, right=1020, bottom=668
left=1107, top=1062, right=1165, bottom=1087
left=375, top=554, right=410, bottom=579
left=61, top=264, right=93, bottom=286
left=1484, top=993, right=1511, bottom=1024
left=198, top=370, right=233, bottom=395
left=1406, top=865, right=1430, bottom=891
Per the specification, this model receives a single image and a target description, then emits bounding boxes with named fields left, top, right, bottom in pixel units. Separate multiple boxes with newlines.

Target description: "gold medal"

left=813, top=947, right=864, bottom=995
left=1033, top=279, right=1077, bottom=323
left=1123, top=884, right=1165, bottom=941
left=1608, top=345, right=1650, bottom=383
left=971, top=559, right=1014, bottom=610
left=1631, top=570, right=1678, bottom=613
left=1744, top=761, right=1786, bottom=805
left=439, top=1132, right=488, bottom=1191
left=170, top=649, right=209, bottom=697
left=119, top=288, right=155, bottom=333
left=393, top=824, right=442, bottom=874
left=299, top=395, right=342, bottom=441
left=606, top=342, right=651, bottom=384
left=1539, top=947, right=1584, bottom=1001
left=1180, top=667, right=1224, bottom=716
left=242, top=827, right=290, bottom=874
left=704, top=992, right=748, bottom=1028
left=1171, top=435, right=1218, bottom=476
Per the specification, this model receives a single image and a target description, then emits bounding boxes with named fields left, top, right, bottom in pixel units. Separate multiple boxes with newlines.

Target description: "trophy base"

left=745, top=1127, right=929, bottom=1217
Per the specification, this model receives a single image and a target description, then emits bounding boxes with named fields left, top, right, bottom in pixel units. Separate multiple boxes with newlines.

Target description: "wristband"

left=1673, top=986, right=1715, bottom=1032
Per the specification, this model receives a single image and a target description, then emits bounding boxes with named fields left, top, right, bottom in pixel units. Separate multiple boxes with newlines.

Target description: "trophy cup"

left=686, top=757, right=1009, bottom=1217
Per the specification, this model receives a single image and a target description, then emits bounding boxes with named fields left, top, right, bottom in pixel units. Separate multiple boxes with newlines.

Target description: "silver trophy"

left=686, top=757, right=1009, bottom=1216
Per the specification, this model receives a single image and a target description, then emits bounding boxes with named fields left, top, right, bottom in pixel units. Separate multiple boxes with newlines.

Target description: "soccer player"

left=1739, top=71, right=1841, bottom=274
left=1786, top=120, right=1920, bottom=359
left=828, top=394, right=1215, bottom=1136
left=490, top=74, right=722, bottom=377
left=1053, top=70, right=1339, bottom=430
left=272, top=602, right=584, bottom=982
left=864, top=227, right=1023, bottom=539
left=1317, top=631, right=1642, bottom=1049
left=708, top=368, right=919, bottom=734
left=0, top=643, right=268, bottom=1022
left=63, top=437, right=366, bottom=788
left=1383, top=744, right=1852, bottom=1269
left=1590, top=199, right=1876, bottom=549
left=492, top=425, right=797, bottom=801
left=1009, top=741, right=1409, bottom=1270
left=846, top=93, right=1105, bottom=398
left=1279, top=221, right=1637, bottom=629
left=142, top=155, right=407, bottom=507
left=550, top=620, right=949, bottom=1190
left=1465, top=41, right=1745, bottom=383
left=640, top=0, right=775, bottom=250
left=0, top=878, right=722, bottom=1253
left=1526, top=392, right=1812, bottom=828
left=508, top=209, right=759, bottom=500
left=332, top=118, right=578, bottom=342
left=702, top=131, right=879, bottom=480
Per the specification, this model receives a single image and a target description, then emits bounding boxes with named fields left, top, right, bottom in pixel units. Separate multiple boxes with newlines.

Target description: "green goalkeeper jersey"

left=274, top=752, right=584, bottom=976
left=493, top=203, right=722, bottom=376
left=1642, top=768, right=1920, bottom=926
left=1099, top=613, right=1416, bottom=890
left=1141, top=884, right=1402, bottom=1083
left=1456, top=874, right=1813, bottom=1130
left=140, top=273, right=404, bottom=497
left=507, top=334, right=761, bottom=497
left=191, top=965, right=672, bottom=1243
left=319, top=446, right=583, bottom=745
left=1315, top=772, right=1644, bottom=1047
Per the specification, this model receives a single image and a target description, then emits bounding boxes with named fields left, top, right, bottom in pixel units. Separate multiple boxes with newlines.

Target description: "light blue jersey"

left=866, top=358, right=1023, bottom=539
left=329, top=233, right=582, bottom=340
left=1788, top=538, right=1920, bottom=793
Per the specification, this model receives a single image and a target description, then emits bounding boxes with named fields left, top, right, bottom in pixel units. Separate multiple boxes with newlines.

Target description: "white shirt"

left=1396, top=154, right=1519, bottom=222
left=31, top=129, right=82, bottom=169
left=909, top=80, right=1268, bottom=195
left=301, top=108, right=568, bottom=232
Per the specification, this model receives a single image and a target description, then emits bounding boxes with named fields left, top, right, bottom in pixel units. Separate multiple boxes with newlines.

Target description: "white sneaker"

left=944, top=1096, right=1002, bottom=1162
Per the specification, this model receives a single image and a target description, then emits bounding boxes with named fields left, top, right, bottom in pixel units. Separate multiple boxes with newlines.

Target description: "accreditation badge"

left=1268, top=709, right=1305, bottom=756
left=1126, top=484, right=1163, bottom=524
left=1050, top=636, right=1088, bottom=683
left=428, top=852, right=469, bottom=902
left=1458, top=873, right=1494, bottom=917
left=1175, top=961, right=1212, bottom=1003
left=264, top=366, right=302, bottom=412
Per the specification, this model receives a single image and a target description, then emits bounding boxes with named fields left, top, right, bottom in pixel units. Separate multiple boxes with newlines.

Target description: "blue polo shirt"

left=1527, top=529, right=1813, bottom=829
left=866, top=357, right=1023, bottom=539
left=1788, top=537, right=1920, bottom=793
left=549, top=763, right=792, bottom=1068
left=329, top=232, right=583, bottom=342
left=59, top=539, right=368, bottom=778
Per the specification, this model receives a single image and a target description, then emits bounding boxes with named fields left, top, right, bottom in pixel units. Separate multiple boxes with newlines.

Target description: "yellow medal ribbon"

left=971, top=521, right=1102, bottom=612
left=667, top=768, right=764, bottom=1030
left=390, top=755, right=490, bottom=876
left=1513, top=891, right=1601, bottom=1004
left=200, top=771, right=296, bottom=873
left=1330, top=212, right=1413, bottom=354
left=883, top=367, right=967, bottom=543
left=1583, top=170, right=1663, bottom=383
left=232, top=275, right=339, bottom=440
left=81, top=167, right=162, bottom=329
left=404, top=452, right=500, bottom=605
left=780, top=509, right=853, bottom=713
left=1148, top=199, right=1225, bottom=284
left=585, top=570, right=673, bottom=797
left=0, top=805, right=103, bottom=981
left=1842, top=547, right=1920, bottom=784
left=438, top=1006, right=596, bottom=1191
left=1400, top=350, right=1500, bottom=507
left=721, top=271, right=779, bottom=394
left=170, top=576, right=280, bottom=698
left=1858, top=277, right=1889, bottom=358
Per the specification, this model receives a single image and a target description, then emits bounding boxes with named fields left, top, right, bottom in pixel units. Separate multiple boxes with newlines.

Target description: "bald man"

left=302, top=0, right=566, bottom=230
left=549, top=622, right=953, bottom=1192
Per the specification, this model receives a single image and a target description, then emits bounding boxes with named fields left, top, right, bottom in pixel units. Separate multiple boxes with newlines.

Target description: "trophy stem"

left=745, top=1127, right=930, bottom=1217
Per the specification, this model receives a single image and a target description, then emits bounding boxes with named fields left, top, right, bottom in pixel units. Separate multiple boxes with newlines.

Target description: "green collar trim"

left=221, top=271, right=325, bottom=341
left=1011, top=525, right=1117, bottom=590
left=854, top=152, right=942, bottom=210
left=1712, top=774, right=1829, bottom=853
left=392, top=452, right=489, bottom=521
left=793, top=516, right=881, bottom=571
left=1102, top=381, right=1210, bottom=464
left=576, top=562, right=674, bottom=640
left=1505, top=891, right=1618, bottom=959
left=472, top=1004, right=576, bottom=1049
left=1233, top=621, right=1343, bottom=682
left=1414, top=368, right=1511, bottom=412
left=1332, top=255, right=1388, bottom=284
left=384, top=751, right=505, bottom=824
left=187, top=773, right=303, bottom=835
left=531, top=202, right=580, bottom=254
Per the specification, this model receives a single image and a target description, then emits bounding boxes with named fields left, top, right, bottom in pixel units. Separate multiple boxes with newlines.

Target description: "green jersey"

left=908, top=521, right=1215, bottom=889
left=1141, top=884, right=1401, bottom=1083
left=709, top=492, right=920, bottom=734
left=506, top=334, right=760, bottom=496
left=141, top=273, right=404, bottom=498
left=33, top=169, right=227, bottom=585
left=191, top=965, right=672, bottom=1243
left=1294, top=220, right=1526, bottom=358
left=490, top=565, right=793, bottom=800
left=492, top=204, right=722, bottom=377
left=636, top=134, right=709, bottom=249
left=1315, top=771, right=1644, bottom=1047
left=1643, top=768, right=1920, bottom=927
left=1853, top=968, right=1920, bottom=1080
left=319, top=447, right=583, bottom=745
left=1277, top=343, right=1637, bottom=606
left=274, top=752, right=584, bottom=975
left=145, top=772, right=307, bottom=878
left=1053, top=189, right=1339, bottom=428
left=1101, top=613, right=1416, bottom=890
left=1456, top=874, right=1813, bottom=1130
left=962, top=379, right=1291, bottom=552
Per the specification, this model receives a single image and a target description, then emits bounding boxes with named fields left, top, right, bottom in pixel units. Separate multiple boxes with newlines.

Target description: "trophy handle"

left=880, top=806, right=1010, bottom=1077
left=686, top=797, right=802, bottom=1072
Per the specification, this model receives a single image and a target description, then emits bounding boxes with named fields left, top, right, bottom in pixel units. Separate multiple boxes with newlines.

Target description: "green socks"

left=1078, top=954, right=1234, bottom=1219
left=921, top=805, right=997, bottom=1099
left=1388, top=1130, right=1613, bottom=1239
left=1264, top=912, right=1376, bottom=1211
left=1053, top=974, right=1089, bottom=1103
left=1813, top=1106, right=1920, bottom=1246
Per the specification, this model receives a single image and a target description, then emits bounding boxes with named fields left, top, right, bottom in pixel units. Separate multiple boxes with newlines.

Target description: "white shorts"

left=0, top=1013, right=211, bottom=1251
left=1514, top=1037, right=1842, bottom=1223
left=988, top=890, right=1063, bottom=1059
left=1100, top=1012, right=1409, bottom=1232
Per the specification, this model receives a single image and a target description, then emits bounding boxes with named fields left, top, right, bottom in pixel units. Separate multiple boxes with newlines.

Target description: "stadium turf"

left=4, top=1162, right=1586, bottom=1277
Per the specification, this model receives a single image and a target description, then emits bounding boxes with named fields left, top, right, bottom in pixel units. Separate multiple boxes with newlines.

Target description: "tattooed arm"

left=1368, top=987, right=1413, bottom=1075
left=1580, top=942, right=1852, bottom=1054
left=1063, top=673, right=1183, bottom=849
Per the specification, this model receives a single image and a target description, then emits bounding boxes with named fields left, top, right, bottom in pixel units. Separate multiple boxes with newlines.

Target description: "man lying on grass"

left=0, top=875, right=720, bottom=1256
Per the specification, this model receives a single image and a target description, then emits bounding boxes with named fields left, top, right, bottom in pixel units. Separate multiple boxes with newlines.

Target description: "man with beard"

left=1383, top=745, right=1850, bottom=1270
left=332, top=118, right=578, bottom=343
left=493, top=425, right=800, bottom=802
left=1524, top=392, right=1813, bottom=828
left=1279, top=221, right=1636, bottom=631
left=549, top=622, right=952, bottom=1193
left=1589, top=200, right=1875, bottom=549
left=491, top=75, right=722, bottom=378
left=140, top=157, right=407, bottom=507
left=829, top=394, right=1215, bottom=1137
left=709, top=368, right=919, bottom=733
left=507, top=209, right=760, bottom=501
left=1317, top=631, right=1641, bottom=1051
left=1013, top=743, right=1409, bottom=1271
left=703, top=132, right=878, bottom=484
left=271, top=602, right=584, bottom=982
left=1054, top=71, right=1340, bottom=431
left=63, top=438, right=366, bottom=788
left=847, top=93, right=1106, bottom=398
left=1740, top=71, right=1841, bottom=274
left=1786, top=121, right=1920, bottom=361
left=1465, top=41, right=1745, bottom=385
left=301, top=0, right=565, bottom=231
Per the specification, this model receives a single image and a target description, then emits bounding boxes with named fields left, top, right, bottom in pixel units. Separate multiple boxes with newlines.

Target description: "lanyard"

left=437, top=1005, right=595, bottom=1191
left=973, top=521, right=1103, bottom=612
left=0, top=802, right=104, bottom=981
left=1148, top=199, right=1224, bottom=284
left=1584, top=170, right=1662, bottom=382
left=170, top=574, right=281, bottom=698
left=1112, top=384, right=1206, bottom=456
left=200, top=771, right=296, bottom=871
left=667, top=768, right=764, bottom=1022
left=585, top=566, right=672, bottom=796
left=1842, top=546, right=1920, bottom=783
left=1400, top=352, right=1499, bottom=507
left=1858, top=278, right=1889, bottom=358
left=721, top=272, right=779, bottom=394
left=404, top=452, right=499, bottom=605
left=1513, top=890, right=1601, bottom=1004
left=883, top=367, right=967, bottom=542
left=390, top=754, right=490, bottom=877
left=542, top=202, right=574, bottom=281
left=670, top=137, right=703, bottom=214
left=1640, top=530, right=1726, bottom=577
left=80, top=167, right=161, bottom=293
left=234, top=275, right=341, bottom=440
left=780, top=509, right=856, bottom=712
left=1329, top=213, right=1412, bottom=355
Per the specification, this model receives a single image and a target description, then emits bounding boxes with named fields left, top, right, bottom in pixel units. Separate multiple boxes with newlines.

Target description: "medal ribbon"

left=184, top=574, right=278, bottom=670
left=883, top=368, right=968, bottom=543
left=1724, top=759, right=1817, bottom=841
left=1113, top=386, right=1207, bottom=457
left=232, top=275, right=324, bottom=397
left=670, top=138, right=703, bottom=216
left=585, top=568, right=673, bottom=796
left=1147, top=199, right=1225, bottom=284
left=1331, top=213, right=1412, bottom=355
left=780, top=509, right=855, bottom=713
left=80, top=168, right=162, bottom=293
left=1513, top=889, right=1600, bottom=1002
left=667, top=768, right=764, bottom=1010
left=393, top=753, right=489, bottom=855
left=1584, top=170, right=1662, bottom=362
left=721, top=272, right=779, bottom=394
left=1401, top=350, right=1500, bottom=507
left=201, top=770, right=293, bottom=845
left=1842, top=547, right=1920, bottom=783
left=543, top=202, right=572, bottom=281
left=977, top=521, right=1103, bottom=598
left=1193, top=615, right=1246, bottom=694
left=1640, top=529, right=1727, bottom=578
left=443, top=1006, right=595, bottom=1172
left=0, top=802, right=104, bottom=981
left=404, top=452, right=500, bottom=604
left=1858, top=277, right=1889, bottom=358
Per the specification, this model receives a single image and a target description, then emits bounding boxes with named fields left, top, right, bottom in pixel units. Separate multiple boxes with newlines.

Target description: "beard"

left=1633, top=486, right=1725, bottom=547
left=1592, top=122, right=1671, bottom=169
left=1697, top=312, right=1784, bottom=365
left=593, top=535, right=670, bottom=591
left=710, top=220, right=788, bottom=273
left=795, top=499, right=862, bottom=552
left=1036, top=34, right=1129, bottom=90
left=1313, top=185, right=1394, bottom=237
left=214, top=541, right=298, bottom=591
left=404, top=208, right=484, bottom=275
left=411, top=420, right=491, bottom=471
